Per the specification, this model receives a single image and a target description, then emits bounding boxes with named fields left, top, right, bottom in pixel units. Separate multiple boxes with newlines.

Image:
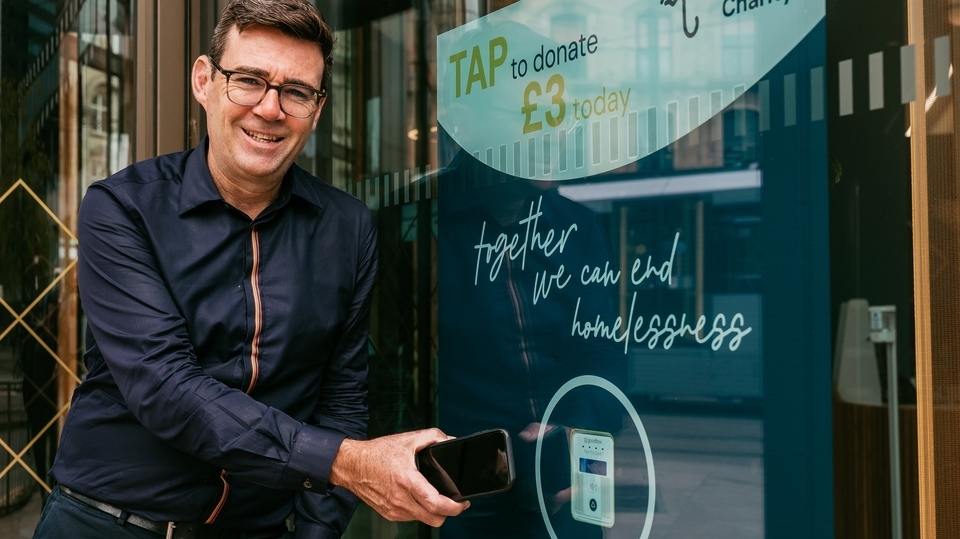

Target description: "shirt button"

left=303, top=479, right=313, bottom=489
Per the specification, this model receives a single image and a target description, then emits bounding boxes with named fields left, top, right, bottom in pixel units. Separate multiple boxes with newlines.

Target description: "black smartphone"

left=415, top=428, right=515, bottom=501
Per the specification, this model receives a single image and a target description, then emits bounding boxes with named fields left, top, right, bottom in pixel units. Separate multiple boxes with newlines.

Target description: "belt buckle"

left=167, top=522, right=202, bottom=539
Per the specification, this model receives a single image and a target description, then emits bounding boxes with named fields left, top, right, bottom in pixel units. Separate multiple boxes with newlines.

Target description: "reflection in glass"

left=435, top=147, right=627, bottom=539
left=0, top=0, right=134, bottom=519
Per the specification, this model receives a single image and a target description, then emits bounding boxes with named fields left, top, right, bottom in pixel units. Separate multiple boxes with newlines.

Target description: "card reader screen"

left=579, top=457, right=607, bottom=476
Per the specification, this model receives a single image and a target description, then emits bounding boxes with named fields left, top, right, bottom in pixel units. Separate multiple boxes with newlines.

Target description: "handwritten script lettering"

left=471, top=195, right=754, bottom=353
left=473, top=196, right=577, bottom=284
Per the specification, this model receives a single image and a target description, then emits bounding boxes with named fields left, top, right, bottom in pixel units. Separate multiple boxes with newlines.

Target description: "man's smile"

left=242, top=127, right=283, bottom=143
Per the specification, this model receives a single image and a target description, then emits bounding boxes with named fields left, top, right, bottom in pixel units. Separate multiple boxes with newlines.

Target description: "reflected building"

left=0, top=0, right=134, bottom=513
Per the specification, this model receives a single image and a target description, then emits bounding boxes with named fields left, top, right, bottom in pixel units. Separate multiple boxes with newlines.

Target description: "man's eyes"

left=234, top=76, right=265, bottom=87
left=282, top=86, right=313, bottom=101
left=230, top=74, right=314, bottom=101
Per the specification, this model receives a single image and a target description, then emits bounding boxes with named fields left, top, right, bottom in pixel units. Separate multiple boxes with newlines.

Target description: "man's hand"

left=329, top=428, right=470, bottom=527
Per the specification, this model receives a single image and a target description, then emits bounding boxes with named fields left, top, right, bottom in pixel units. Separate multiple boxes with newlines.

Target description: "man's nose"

left=254, top=87, right=284, bottom=119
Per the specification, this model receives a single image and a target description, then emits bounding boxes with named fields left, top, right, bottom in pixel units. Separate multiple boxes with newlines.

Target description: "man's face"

left=193, top=24, right=325, bottom=187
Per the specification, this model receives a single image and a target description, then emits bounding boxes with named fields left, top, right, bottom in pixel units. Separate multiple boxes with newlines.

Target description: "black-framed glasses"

left=209, top=56, right=326, bottom=119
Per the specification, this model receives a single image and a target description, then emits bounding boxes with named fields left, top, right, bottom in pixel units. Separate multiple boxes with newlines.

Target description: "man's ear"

left=192, top=56, right=212, bottom=108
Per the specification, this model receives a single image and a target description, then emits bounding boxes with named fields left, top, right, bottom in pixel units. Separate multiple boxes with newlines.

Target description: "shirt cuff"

left=283, top=424, right=347, bottom=493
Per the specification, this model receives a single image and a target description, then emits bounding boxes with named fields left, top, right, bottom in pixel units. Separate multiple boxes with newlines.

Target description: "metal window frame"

left=135, top=0, right=201, bottom=159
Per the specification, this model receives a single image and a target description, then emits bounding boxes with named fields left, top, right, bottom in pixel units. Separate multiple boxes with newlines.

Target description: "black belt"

left=60, top=486, right=171, bottom=535
left=58, top=486, right=287, bottom=539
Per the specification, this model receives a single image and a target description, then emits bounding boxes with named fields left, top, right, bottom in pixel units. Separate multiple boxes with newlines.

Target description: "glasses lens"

left=226, top=74, right=267, bottom=106
left=279, top=85, right=316, bottom=118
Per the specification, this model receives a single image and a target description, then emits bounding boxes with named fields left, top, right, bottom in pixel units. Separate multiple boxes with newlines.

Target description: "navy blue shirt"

left=51, top=138, right=377, bottom=539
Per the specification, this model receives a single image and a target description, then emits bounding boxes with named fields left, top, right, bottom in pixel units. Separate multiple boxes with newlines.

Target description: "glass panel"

left=306, top=0, right=938, bottom=536
left=307, top=0, right=848, bottom=537
left=0, top=0, right=134, bottom=532
left=308, top=2, right=448, bottom=537
left=432, top=1, right=828, bottom=536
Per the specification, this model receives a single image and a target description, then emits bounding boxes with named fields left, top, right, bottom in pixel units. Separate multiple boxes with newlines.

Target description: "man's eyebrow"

left=231, top=65, right=321, bottom=90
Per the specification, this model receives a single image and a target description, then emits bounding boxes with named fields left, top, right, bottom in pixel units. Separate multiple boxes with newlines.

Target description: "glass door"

left=0, top=0, right=135, bottom=526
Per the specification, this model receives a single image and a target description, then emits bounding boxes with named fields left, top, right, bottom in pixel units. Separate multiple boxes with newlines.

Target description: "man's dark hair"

left=209, top=0, right=336, bottom=91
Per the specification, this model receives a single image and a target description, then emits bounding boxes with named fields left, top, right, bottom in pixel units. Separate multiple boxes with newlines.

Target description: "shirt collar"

left=179, top=137, right=326, bottom=216
left=286, top=163, right=326, bottom=211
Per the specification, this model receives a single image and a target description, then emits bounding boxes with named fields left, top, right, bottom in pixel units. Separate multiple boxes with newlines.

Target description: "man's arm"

left=292, top=431, right=469, bottom=537
left=290, top=210, right=376, bottom=538
left=330, top=430, right=470, bottom=528
left=289, top=209, right=468, bottom=535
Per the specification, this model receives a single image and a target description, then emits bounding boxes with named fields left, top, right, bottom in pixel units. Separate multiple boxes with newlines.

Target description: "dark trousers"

left=33, top=487, right=161, bottom=539
left=33, top=487, right=292, bottom=539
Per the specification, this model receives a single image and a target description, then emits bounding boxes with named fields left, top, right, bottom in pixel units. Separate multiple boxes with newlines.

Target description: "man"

left=32, top=1, right=466, bottom=538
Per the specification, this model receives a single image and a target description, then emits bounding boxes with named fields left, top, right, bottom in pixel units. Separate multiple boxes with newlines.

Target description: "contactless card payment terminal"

left=570, top=429, right=615, bottom=527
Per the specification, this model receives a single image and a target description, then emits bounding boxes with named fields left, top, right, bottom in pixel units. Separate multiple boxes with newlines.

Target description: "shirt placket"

left=205, top=225, right=265, bottom=525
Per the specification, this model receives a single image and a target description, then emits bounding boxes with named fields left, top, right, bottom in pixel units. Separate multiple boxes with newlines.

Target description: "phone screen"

left=416, top=429, right=514, bottom=501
